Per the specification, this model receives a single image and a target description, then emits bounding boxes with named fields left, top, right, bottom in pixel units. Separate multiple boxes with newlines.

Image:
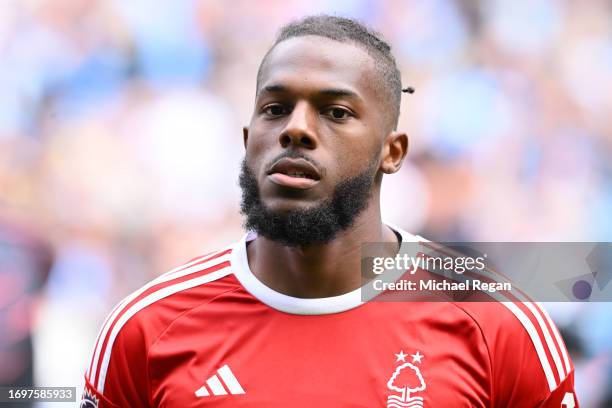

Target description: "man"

left=82, top=15, right=578, bottom=407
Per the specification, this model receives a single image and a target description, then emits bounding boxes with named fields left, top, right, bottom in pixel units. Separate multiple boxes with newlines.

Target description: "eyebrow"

left=259, top=84, right=361, bottom=101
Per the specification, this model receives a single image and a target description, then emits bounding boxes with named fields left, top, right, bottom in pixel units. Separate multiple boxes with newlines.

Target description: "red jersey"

left=82, top=227, right=578, bottom=407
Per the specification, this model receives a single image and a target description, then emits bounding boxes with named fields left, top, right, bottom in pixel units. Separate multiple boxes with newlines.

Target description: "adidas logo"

left=195, top=364, right=246, bottom=397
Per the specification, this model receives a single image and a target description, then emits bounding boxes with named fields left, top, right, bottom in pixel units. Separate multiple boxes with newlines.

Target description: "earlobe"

left=243, top=127, right=249, bottom=149
left=381, top=131, right=409, bottom=174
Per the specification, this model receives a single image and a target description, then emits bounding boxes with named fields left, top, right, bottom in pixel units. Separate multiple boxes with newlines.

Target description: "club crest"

left=387, top=350, right=426, bottom=407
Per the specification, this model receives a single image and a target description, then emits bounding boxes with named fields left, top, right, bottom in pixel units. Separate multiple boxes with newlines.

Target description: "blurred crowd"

left=0, top=0, right=610, bottom=406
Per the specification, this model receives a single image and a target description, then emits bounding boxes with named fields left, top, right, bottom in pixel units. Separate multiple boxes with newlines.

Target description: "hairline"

left=256, top=34, right=400, bottom=131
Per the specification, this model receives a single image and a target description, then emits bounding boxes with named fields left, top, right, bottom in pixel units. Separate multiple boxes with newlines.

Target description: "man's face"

left=244, top=36, right=388, bottom=215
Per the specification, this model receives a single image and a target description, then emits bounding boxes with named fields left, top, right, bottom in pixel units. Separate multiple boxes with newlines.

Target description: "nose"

left=279, top=101, right=317, bottom=149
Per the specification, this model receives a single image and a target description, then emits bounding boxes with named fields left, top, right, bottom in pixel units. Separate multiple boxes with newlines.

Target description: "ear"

left=243, top=127, right=249, bottom=149
left=380, top=131, right=408, bottom=174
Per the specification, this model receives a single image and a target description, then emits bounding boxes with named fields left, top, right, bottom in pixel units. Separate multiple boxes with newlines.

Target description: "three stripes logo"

left=195, top=364, right=246, bottom=397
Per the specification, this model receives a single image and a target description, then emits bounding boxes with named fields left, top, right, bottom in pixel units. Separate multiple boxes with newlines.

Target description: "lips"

left=266, top=158, right=321, bottom=189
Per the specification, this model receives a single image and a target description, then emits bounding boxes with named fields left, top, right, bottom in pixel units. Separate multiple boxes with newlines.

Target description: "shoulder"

left=107, top=245, right=237, bottom=339
left=454, top=298, right=574, bottom=403
left=392, top=226, right=575, bottom=402
left=85, top=244, right=240, bottom=395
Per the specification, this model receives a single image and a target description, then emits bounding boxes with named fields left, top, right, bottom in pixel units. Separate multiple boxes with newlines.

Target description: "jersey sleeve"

left=79, top=247, right=234, bottom=407
left=81, top=310, right=151, bottom=408
left=486, top=302, right=579, bottom=407
left=537, top=373, right=579, bottom=407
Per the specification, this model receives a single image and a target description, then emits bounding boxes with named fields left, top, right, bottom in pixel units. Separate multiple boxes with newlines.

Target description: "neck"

left=246, top=200, right=399, bottom=298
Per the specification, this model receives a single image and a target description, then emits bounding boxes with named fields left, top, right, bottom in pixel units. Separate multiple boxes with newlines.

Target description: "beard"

left=239, top=156, right=378, bottom=247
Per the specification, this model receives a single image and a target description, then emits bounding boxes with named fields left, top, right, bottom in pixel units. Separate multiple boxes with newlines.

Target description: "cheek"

left=327, top=136, right=380, bottom=177
left=244, top=126, right=274, bottom=167
left=245, top=125, right=266, bottom=153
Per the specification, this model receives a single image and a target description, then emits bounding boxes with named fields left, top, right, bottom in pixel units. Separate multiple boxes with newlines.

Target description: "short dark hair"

left=256, top=15, right=402, bottom=130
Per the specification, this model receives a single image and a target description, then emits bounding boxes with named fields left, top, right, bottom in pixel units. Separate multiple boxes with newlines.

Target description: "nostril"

left=279, top=134, right=291, bottom=147
left=300, top=136, right=314, bottom=148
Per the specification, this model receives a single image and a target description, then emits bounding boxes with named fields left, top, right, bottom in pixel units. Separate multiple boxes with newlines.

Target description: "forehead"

left=258, top=36, right=379, bottom=99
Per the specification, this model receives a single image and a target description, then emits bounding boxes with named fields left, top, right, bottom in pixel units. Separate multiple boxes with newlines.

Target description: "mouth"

left=266, top=157, right=321, bottom=190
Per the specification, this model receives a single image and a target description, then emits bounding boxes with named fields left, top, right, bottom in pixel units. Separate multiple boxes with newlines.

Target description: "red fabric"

left=82, top=250, right=578, bottom=407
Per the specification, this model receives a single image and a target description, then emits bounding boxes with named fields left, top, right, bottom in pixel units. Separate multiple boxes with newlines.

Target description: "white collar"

left=230, top=223, right=423, bottom=315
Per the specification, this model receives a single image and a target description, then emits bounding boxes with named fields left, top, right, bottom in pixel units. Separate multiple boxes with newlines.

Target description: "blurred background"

left=0, top=0, right=610, bottom=406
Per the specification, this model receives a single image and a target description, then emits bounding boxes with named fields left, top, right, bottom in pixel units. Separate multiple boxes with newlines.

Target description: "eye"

left=263, top=104, right=288, bottom=117
left=323, top=106, right=352, bottom=121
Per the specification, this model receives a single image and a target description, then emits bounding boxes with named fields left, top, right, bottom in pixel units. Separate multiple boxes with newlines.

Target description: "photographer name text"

left=372, top=278, right=511, bottom=293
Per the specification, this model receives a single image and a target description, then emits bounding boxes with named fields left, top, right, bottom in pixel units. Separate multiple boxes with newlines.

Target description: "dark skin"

left=243, top=36, right=408, bottom=298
